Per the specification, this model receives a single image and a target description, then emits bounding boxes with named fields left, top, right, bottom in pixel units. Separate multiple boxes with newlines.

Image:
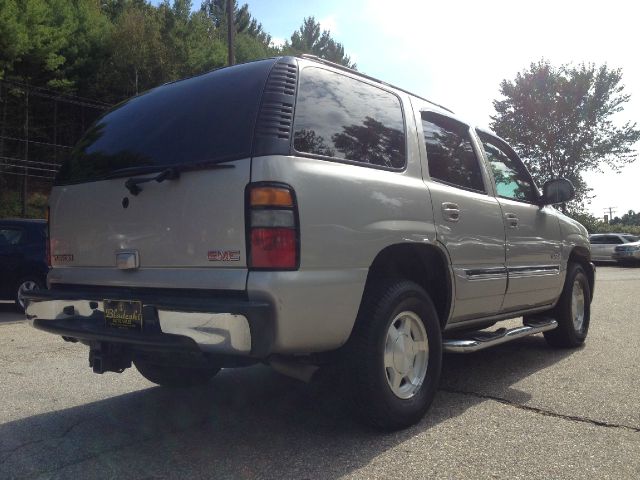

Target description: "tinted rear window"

left=293, top=67, right=406, bottom=169
left=56, top=59, right=274, bottom=184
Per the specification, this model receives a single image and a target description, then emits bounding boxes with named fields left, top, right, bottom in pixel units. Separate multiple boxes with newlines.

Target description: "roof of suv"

left=295, top=54, right=455, bottom=115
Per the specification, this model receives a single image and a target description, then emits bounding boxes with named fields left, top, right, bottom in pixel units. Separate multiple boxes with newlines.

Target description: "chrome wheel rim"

left=17, top=280, right=38, bottom=310
left=384, top=311, right=429, bottom=399
left=571, top=279, right=585, bottom=332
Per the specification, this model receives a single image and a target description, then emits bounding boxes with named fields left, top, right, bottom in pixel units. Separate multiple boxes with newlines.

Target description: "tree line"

left=0, top=0, right=353, bottom=216
left=1, top=0, right=637, bottom=224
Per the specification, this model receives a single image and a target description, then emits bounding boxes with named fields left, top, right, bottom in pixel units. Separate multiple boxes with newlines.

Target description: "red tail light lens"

left=247, top=184, right=299, bottom=270
left=250, top=228, right=296, bottom=268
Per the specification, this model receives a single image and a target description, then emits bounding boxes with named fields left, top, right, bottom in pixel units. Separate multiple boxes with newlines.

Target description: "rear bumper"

left=24, top=288, right=274, bottom=358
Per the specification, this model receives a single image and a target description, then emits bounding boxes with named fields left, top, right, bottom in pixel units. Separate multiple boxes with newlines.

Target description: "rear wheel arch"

left=359, top=243, right=452, bottom=330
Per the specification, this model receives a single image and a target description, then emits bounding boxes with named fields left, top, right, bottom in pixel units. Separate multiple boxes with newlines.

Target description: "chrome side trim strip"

left=465, top=267, right=507, bottom=281
left=464, top=265, right=560, bottom=281
left=508, top=265, right=560, bottom=278
left=443, top=318, right=558, bottom=353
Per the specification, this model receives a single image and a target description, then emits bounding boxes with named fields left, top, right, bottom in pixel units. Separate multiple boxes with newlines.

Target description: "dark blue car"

left=0, top=219, right=48, bottom=311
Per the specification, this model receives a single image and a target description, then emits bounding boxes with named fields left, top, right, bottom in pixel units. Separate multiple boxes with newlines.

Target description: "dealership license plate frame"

left=104, top=299, right=143, bottom=332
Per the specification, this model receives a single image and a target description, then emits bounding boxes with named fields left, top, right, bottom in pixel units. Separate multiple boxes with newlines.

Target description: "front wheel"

left=544, top=263, right=591, bottom=348
left=345, top=279, right=442, bottom=430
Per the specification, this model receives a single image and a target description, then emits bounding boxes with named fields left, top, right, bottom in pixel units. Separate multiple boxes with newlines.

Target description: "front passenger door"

left=477, top=131, right=562, bottom=311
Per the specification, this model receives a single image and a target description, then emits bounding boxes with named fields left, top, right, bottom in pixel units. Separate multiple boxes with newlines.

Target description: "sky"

left=175, top=0, right=640, bottom=218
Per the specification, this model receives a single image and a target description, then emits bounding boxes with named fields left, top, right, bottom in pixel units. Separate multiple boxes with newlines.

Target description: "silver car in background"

left=613, top=238, right=640, bottom=264
left=589, top=233, right=640, bottom=263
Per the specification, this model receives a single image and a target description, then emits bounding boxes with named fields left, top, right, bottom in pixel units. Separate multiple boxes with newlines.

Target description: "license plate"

left=104, top=299, right=143, bottom=332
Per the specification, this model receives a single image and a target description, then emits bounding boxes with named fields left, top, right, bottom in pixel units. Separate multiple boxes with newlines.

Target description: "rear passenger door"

left=476, top=131, right=562, bottom=310
left=418, top=111, right=507, bottom=322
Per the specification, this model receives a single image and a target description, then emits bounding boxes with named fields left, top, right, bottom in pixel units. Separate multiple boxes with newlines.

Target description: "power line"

left=0, top=78, right=112, bottom=107
left=0, top=155, right=61, bottom=168
left=0, top=170, right=55, bottom=180
left=1, top=162, right=59, bottom=173
left=0, top=134, right=73, bottom=150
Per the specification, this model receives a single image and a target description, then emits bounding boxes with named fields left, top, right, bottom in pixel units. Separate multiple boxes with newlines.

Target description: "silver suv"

left=26, top=55, right=595, bottom=429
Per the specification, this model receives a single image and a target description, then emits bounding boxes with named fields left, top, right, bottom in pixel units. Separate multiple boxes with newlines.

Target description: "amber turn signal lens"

left=250, top=187, right=293, bottom=207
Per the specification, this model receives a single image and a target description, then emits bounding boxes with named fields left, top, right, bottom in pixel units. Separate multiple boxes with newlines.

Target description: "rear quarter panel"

left=248, top=94, right=438, bottom=352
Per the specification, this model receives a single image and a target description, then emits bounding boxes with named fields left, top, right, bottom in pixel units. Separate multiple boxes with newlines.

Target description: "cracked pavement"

left=0, top=265, right=639, bottom=479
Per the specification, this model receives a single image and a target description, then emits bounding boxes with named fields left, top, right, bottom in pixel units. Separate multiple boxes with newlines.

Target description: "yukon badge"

left=208, top=250, right=241, bottom=262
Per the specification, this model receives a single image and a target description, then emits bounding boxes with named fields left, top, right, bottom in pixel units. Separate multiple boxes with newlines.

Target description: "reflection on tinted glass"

left=422, top=113, right=484, bottom=191
left=293, top=67, right=405, bottom=168
left=480, top=137, right=535, bottom=202
left=0, top=229, right=23, bottom=246
left=56, top=59, right=274, bottom=184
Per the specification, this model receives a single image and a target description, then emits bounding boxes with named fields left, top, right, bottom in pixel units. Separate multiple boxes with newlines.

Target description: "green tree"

left=610, top=210, right=640, bottom=226
left=286, top=17, right=355, bottom=69
left=491, top=61, right=640, bottom=204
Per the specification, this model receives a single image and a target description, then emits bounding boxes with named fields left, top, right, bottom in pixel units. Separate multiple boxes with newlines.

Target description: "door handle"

left=442, top=202, right=460, bottom=222
left=505, top=213, right=519, bottom=228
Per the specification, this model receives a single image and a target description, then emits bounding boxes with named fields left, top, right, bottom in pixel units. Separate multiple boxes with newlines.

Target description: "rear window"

left=293, top=67, right=406, bottom=169
left=56, top=59, right=275, bottom=185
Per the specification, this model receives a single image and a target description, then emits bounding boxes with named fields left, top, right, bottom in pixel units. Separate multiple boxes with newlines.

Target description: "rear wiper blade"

left=105, top=165, right=168, bottom=180
left=121, top=161, right=236, bottom=196
left=124, top=167, right=180, bottom=196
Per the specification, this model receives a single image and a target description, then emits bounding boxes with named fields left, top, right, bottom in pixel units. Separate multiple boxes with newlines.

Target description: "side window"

left=421, top=112, right=485, bottom=192
left=478, top=133, right=537, bottom=203
left=589, top=236, right=602, bottom=245
left=0, top=228, right=23, bottom=246
left=293, top=67, right=406, bottom=169
left=604, top=236, right=623, bottom=245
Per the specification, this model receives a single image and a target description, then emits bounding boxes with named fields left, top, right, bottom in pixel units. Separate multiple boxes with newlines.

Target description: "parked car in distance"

left=589, top=233, right=640, bottom=263
left=0, top=219, right=48, bottom=311
left=25, top=55, right=594, bottom=430
left=612, top=238, right=640, bottom=264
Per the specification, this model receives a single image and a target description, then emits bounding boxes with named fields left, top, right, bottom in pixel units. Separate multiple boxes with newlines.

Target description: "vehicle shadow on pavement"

left=0, top=336, right=576, bottom=479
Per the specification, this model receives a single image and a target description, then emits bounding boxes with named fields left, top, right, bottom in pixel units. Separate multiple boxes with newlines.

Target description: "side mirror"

left=540, top=178, right=575, bottom=205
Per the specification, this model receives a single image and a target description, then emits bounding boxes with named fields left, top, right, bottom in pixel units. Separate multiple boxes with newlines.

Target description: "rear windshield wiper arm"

left=124, top=167, right=180, bottom=196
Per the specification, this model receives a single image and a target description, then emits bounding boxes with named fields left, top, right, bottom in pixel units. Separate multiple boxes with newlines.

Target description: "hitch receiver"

left=89, top=342, right=132, bottom=374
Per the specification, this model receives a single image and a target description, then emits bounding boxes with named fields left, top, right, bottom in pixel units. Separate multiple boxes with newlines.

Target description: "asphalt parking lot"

left=1, top=265, right=639, bottom=479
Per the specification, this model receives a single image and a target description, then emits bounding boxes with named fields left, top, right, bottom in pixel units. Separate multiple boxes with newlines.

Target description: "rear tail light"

left=247, top=184, right=299, bottom=269
left=45, top=206, right=51, bottom=267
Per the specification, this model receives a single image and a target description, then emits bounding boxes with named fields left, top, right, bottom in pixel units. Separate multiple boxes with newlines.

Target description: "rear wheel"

left=15, top=277, right=43, bottom=312
left=345, top=279, right=442, bottom=430
left=134, top=358, right=220, bottom=387
left=544, top=263, right=591, bottom=348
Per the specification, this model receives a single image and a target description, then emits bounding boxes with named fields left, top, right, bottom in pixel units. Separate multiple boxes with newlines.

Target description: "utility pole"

left=227, top=0, right=235, bottom=66
left=22, top=89, right=29, bottom=217
left=603, top=207, right=617, bottom=223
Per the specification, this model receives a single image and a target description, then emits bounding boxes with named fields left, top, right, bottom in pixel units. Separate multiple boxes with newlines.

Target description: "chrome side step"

left=443, top=318, right=558, bottom=353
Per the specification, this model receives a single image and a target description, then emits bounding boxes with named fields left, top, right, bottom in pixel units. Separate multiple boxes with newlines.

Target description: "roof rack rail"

left=296, top=54, right=454, bottom=114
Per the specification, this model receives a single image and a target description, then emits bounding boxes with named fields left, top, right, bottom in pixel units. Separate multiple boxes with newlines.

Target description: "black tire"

left=134, top=359, right=220, bottom=387
left=15, top=277, right=44, bottom=312
left=544, top=263, right=591, bottom=348
left=345, top=279, right=442, bottom=430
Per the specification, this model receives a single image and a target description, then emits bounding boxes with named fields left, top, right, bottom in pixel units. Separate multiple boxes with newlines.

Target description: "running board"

left=443, top=318, right=558, bottom=353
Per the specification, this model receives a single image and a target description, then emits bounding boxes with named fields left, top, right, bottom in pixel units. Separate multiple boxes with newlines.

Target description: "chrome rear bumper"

left=24, top=289, right=273, bottom=357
